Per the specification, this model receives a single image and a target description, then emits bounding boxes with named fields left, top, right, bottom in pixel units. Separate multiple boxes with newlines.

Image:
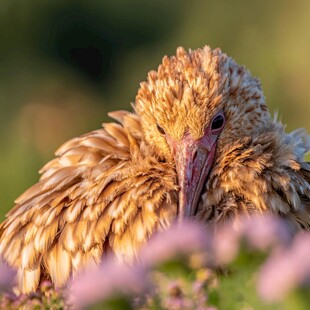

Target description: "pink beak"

left=168, top=131, right=217, bottom=218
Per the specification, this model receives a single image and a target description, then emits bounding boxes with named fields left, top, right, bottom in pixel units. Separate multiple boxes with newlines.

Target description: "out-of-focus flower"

left=69, top=257, right=148, bottom=309
left=162, top=281, right=192, bottom=310
left=0, top=260, right=16, bottom=292
left=140, top=220, right=210, bottom=267
left=39, top=280, right=54, bottom=294
left=212, top=224, right=241, bottom=265
left=163, top=295, right=193, bottom=310
left=0, top=279, right=65, bottom=309
left=240, top=214, right=292, bottom=250
left=212, top=214, right=291, bottom=265
left=257, top=232, right=310, bottom=302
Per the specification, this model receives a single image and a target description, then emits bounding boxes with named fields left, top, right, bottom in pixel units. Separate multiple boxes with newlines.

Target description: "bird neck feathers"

left=197, top=119, right=310, bottom=229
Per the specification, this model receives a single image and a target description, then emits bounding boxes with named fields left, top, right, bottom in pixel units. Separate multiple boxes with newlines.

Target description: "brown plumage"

left=1, top=46, right=310, bottom=293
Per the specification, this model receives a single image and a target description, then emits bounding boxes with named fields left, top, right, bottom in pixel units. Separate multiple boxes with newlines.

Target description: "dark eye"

left=156, top=124, right=166, bottom=135
left=211, top=115, right=224, bottom=131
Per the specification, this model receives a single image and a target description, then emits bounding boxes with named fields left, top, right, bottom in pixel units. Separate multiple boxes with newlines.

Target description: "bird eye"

left=211, top=114, right=224, bottom=131
left=156, top=124, right=166, bottom=135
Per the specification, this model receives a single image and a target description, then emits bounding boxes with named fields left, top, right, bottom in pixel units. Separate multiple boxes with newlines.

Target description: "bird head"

left=135, top=46, right=270, bottom=219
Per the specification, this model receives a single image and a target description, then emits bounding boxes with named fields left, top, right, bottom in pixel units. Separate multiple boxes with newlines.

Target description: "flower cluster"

left=0, top=260, right=15, bottom=293
left=258, top=232, right=310, bottom=302
left=68, top=216, right=310, bottom=309
left=0, top=281, right=65, bottom=309
left=1, top=215, right=310, bottom=309
left=69, top=259, right=147, bottom=309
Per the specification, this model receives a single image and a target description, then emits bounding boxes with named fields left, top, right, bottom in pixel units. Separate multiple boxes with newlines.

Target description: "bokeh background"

left=0, top=0, right=309, bottom=220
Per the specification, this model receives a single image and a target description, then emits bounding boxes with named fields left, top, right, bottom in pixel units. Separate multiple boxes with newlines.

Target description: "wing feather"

left=0, top=110, right=178, bottom=293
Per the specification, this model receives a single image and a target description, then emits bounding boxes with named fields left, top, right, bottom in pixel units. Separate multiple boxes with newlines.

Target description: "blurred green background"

left=0, top=0, right=309, bottom=220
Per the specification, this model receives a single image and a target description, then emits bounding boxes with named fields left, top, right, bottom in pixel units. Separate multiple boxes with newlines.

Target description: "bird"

left=0, top=45, right=310, bottom=293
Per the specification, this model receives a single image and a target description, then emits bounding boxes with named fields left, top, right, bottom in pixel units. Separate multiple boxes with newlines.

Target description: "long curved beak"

left=168, top=133, right=217, bottom=219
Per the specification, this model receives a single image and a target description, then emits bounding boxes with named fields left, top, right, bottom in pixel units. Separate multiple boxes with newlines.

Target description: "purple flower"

left=240, top=214, right=291, bottom=250
left=212, top=214, right=291, bottom=264
left=164, top=296, right=193, bottom=310
left=258, top=232, right=310, bottom=302
left=69, top=256, right=147, bottom=309
left=140, top=220, right=210, bottom=267
left=0, top=260, right=16, bottom=292
left=212, top=224, right=241, bottom=264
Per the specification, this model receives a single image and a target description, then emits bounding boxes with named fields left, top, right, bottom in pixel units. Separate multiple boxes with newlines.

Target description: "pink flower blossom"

left=258, top=232, right=310, bottom=302
left=212, top=224, right=241, bottom=264
left=212, top=214, right=291, bottom=264
left=240, top=214, right=291, bottom=250
left=140, top=220, right=210, bottom=267
left=69, top=257, right=147, bottom=309
left=0, top=260, right=16, bottom=292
